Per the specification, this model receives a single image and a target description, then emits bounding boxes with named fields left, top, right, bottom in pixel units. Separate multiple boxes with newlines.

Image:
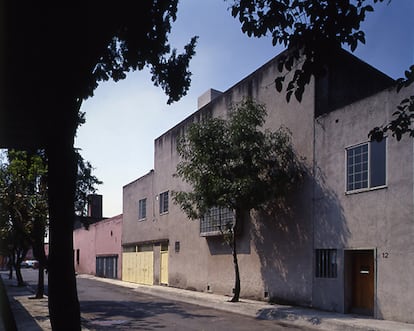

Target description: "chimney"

left=197, top=89, right=222, bottom=109
left=87, top=194, right=103, bottom=219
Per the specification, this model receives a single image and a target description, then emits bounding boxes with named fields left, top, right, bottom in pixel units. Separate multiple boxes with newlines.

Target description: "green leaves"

left=174, top=98, right=304, bottom=219
left=86, top=2, right=198, bottom=103
left=230, top=0, right=383, bottom=102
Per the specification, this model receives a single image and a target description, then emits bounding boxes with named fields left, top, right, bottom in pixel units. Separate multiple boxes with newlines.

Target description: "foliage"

left=174, top=98, right=304, bottom=216
left=74, top=149, right=103, bottom=216
left=8, top=1, right=198, bottom=105
left=229, top=0, right=385, bottom=102
left=173, top=99, right=304, bottom=302
left=6, top=2, right=198, bottom=328
left=0, top=150, right=47, bottom=285
left=369, top=66, right=414, bottom=141
left=229, top=0, right=414, bottom=141
left=0, top=149, right=101, bottom=283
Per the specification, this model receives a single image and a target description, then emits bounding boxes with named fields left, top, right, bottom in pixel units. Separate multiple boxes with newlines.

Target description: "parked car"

left=21, top=260, right=39, bottom=269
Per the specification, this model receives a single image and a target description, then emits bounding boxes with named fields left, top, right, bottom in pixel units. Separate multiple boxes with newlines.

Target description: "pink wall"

left=73, top=214, right=123, bottom=279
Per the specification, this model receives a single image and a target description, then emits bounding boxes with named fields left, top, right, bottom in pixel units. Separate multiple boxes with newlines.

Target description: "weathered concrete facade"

left=73, top=214, right=123, bottom=279
left=313, top=86, right=414, bottom=322
left=122, top=49, right=413, bottom=323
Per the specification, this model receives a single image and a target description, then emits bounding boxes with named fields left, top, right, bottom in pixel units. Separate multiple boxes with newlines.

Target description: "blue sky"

left=76, top=0, right=414, bottom=217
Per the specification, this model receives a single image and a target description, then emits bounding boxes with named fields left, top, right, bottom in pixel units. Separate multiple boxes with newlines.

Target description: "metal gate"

left=96, top=255, right=118, bottom=279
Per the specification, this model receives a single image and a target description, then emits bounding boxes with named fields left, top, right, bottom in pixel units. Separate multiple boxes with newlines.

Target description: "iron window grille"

left=315, top=249, right=337, bottom=278
left=200, top=206, right=235, bottom=236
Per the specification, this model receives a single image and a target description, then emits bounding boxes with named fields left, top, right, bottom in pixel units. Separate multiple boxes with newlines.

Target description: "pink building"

left=73, top=214, right=122, bottom=279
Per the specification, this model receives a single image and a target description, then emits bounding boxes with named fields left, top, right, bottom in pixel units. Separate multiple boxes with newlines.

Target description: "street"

left=20, top=269, right=303, bottom=330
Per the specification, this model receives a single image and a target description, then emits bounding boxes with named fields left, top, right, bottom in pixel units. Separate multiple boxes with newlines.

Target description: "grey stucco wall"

left=123, top=54, right=316, bottom=303
left=313, top=85, right=414, bottom=322
left=121, top=50, right=413, bottom=323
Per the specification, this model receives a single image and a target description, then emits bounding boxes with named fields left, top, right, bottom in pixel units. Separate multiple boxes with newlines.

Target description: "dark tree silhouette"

left=3, top=2, right=197, bottom=330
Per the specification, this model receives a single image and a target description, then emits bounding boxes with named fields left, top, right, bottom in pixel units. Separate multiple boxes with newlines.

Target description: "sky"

left=75, top=0, right=414, bottom=218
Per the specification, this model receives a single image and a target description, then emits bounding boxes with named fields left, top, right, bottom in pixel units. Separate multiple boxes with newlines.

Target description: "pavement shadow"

left=0, top=276, right=18, bottom=331
left=256, top=306, right=322, bottom=325
left=80, top=299, right=216, bottom=330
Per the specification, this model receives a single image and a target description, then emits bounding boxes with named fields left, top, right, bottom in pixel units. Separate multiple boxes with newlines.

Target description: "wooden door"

left=160, top=250, right=169, bottom=285
left=351, top=250, right=374, bottom=315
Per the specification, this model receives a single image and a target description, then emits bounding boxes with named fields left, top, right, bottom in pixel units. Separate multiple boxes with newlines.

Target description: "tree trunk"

left=15, top=265, right=24, bottom=286
left=35, top=266, right=45, bottom=299
left=230, top=231, right=241, bottom=302
left=47, top=139, right=81, bottom=331
left=14, top=248, right=27, bottom=286
left=229, top=210, right=243, bottom=303
left=32, top=217, right=47, bottom=299
left=8, top=255, right=13, bottom=279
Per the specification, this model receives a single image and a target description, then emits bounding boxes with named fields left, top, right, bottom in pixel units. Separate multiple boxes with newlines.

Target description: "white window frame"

left=345, top=139, right=387, bottom=194
left=138, top=198, right=146, bottom=221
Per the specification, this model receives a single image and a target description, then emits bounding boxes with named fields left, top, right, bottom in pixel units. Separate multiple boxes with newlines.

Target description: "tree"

left=229, top=0, right=413, bottom=140
left=0, top=149, right=101, bottom=298
left=0, top=150, right=45, bottom=287
left=369, top=67, right=414, bottom=141
left=5, top=2, right=198, bottom=329
left=173, top=99, right=304, bottom=302
left=74, top=149, right=103, bottom=217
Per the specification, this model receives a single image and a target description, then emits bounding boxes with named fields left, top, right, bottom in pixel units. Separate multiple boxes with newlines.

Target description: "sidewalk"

left=2, top=272, right=414, bottom=331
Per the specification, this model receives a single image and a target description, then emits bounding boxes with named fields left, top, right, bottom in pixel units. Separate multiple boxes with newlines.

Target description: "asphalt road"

left=21, top=269, right=303, bottom=331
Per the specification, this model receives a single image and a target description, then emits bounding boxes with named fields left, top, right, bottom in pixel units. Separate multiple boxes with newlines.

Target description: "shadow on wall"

left=312, top=166, right=350, bottom=249
left=252, top=170, right=350, bottom=307
left=205, top=232, right=251, bottom=256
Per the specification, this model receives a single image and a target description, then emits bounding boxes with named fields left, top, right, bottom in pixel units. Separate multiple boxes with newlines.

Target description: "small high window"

left=138, top=198, right=146, bottom=220
left=315, top=249, right=337, bottom=278
left=159, top=191, right=169, bottom=214
left=346, top=139, right=386, bottom=192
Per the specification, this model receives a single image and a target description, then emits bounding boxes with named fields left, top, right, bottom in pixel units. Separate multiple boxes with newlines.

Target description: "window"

left=200, top=206, right=235, bottom=236
left=346, top=139, right=386, bottom=192
left=175, top=241, right=180, bottom=253
left=315, top=249, right=337, bottom=278
left=138, top=198, right=146, bottom=220
left=159, top=191, right=169, bottom=214
left=138, top=244, right=153, bottom=252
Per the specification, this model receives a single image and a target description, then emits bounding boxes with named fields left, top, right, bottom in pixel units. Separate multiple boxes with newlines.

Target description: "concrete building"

left=73, top=195, right=123, bottom=279
left=122, top=48, right=414, bottom=323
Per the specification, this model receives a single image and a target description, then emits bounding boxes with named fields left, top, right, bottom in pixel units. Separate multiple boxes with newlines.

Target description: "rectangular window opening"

left=346, top=139, right=386, bottom=192
left=200, top=207, right=235, bottom=236
left=315, top=249, right=337, bottom=278
left=159, top=191, right=169, bottom=214
left=174, top=241, right=180, bottom=253
left=138, top=198, right=147, bottom=220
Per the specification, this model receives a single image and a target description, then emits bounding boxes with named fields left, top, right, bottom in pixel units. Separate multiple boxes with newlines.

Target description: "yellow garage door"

left=122, top=251, right=153, bottom=285
left=160, top=250, right=169, bottom=285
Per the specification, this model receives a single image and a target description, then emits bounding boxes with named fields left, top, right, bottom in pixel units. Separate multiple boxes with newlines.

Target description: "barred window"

left=200, top=207, right=235, bottom=236
left=315, top=249, right=337, bottom=278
